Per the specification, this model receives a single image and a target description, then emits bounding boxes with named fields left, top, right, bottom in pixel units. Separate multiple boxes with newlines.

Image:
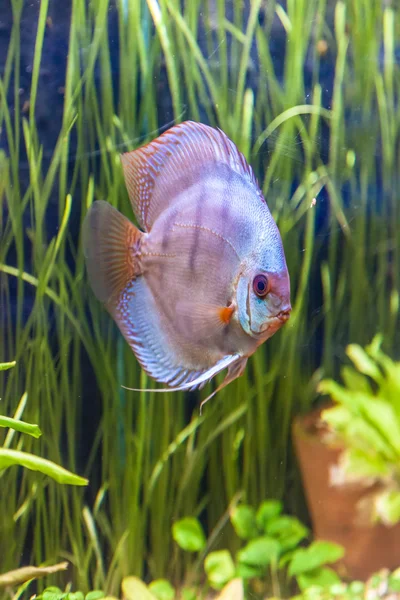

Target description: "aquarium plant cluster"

left=320, top=336, right=400, bottom=527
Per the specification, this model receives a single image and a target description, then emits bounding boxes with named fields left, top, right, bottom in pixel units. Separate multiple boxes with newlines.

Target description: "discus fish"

left=83, top=121, right=291, bottom=406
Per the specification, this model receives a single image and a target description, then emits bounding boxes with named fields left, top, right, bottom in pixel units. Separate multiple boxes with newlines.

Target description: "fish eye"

left=253, top=274, right=269, bottom=298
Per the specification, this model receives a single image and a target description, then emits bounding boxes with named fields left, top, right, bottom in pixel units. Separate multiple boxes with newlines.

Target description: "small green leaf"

left=237, top=536, right=280, bottom=568
left=0, top=416, right=42, bottom=438
left=0, top=361, right=16, bottom=371
left=122, top=577, right=157, bottom=600
left=341, top=366, right=372, bottom=394
left=256, top=500, right=283, bottom=531
left=329, top=583, right=348, bottom=596
left=346, top=344, right=382, bottom=382
left=289, top=541, right=344, bottom=576
left=340, top=447, right=390, bottom=481
left=172, top=517, right=206, bottom=552
left=348, top=581, right=364, bottom=594
left=389, top=570, right=400, bottom=592
left=230, top=505, right=258, bottom=539
left=68, top=593, right=84, bottom=600
left=359, top=398, right=400, bottom=455
left=278, top=550, right=296, bottom=569
left=392, top=567, right=400, bottom=579
left=181, top=588, right=198, bottom=600
left=296, top=567, right=340, bottom=591
left=369, top=573, right=382, bottom=588
left=204, top=550, right=235, bottom=590
left=375, top=489, right=400, bottom=525
left=235, top=562, right=264, bottom=580
left=0, top=449, right=88, bottom=486
left=148, top=580, right=175, bottom=600
left=85, top=593, right=105, bottom=600
left=42, top=591, right=67, bottom=600
left=265, top=515, right=309, bottom=551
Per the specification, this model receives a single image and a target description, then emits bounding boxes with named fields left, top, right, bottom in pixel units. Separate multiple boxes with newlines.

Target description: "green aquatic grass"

left=0, top=0, right=399, bottom=596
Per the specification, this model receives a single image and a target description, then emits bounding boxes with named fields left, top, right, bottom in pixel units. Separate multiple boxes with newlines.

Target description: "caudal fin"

left=82, top=200, right=143, bottom=304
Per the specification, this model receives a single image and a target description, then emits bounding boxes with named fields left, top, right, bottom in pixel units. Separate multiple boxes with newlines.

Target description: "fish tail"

left=82, top=200, right=143, bottom=305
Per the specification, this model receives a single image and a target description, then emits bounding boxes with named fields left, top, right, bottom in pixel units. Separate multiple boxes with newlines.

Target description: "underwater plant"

left=319, top=335, right=400, bottom=526
left=0, top=362, right=87, bottom=486
left=0, top=360, right=86, bottom=597
left=170, top=499, right=343, bottom=598
left=0, top=360, right=88, bottom=486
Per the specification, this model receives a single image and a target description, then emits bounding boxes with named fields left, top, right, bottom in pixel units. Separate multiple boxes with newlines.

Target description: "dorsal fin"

left=120, top=120, right=262, bottom=231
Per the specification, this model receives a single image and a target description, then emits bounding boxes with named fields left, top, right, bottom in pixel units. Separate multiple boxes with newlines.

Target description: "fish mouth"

left=275, top=307, right=292, bottom=323
left=251, top=306, right=292, bottom=335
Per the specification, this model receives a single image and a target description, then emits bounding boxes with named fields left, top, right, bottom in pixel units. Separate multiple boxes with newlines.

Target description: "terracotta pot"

left=292, top=406, right=400, bottom=580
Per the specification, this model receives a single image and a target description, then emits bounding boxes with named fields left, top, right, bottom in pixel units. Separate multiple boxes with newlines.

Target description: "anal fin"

left=122, top=353, right=243, bottom=397
left=199, top=356, right=248, bottom=413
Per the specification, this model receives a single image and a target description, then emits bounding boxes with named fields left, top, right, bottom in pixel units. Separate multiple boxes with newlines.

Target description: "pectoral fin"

left=175, top=300, right=235, bottom=339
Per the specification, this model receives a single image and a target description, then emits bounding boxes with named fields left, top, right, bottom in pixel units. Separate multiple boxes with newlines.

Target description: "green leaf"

left=237, top=536, right=281, bottom=568
left=265, top=515, right=309, bottom=551
left=341, top=366, right=372, bottom=394
left=41, top=590, right=67, bottom=600
left=148, top=580, right=175, bottom=600
left=0, top=416, right=42, bottom=438
left=181, top=589, right=198, bottom=600
left=296, top=567, right=340, bottom=591
left=320, top=396, right=397, bottom=461
left=329, top=583, right=348, bottom=596
left=348, top=581, right=364, bottom=594
left=68, top=593, right=85, bottom=600
left=321, top=405, right=352, bottom=435
left=288, top=541, right=344, bottom=576
left=122, top=577, right=157, bottom=600
left=366, top=334, right=384, bottom=358
left=389, top=568, right=400, bottom=592
left=204, top=550, right=236, bottom=590
left=0, top=449, right=88, bottom=486
left=230, top=505, right=258, bottom=539
left=375, top=489, right=400, bottom=525
left=0, top=361, right=16, bottom=371
left=85, top=593, right=105, bottom=600
left=278, top=549, right=296, bottom=569
left=340, top=448, right=390, bottom=481
left=360, top=397, right=400, bottom=455
left=235, top=562, right=264, bottom=580
left=256, top=500, right=283, bottom=531
left=346, top=344, right=382, bottom=382
left=172, top=517, right=206, bottom=552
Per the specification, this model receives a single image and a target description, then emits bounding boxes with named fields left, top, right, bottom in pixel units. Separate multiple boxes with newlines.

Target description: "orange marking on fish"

left=219, top=305, right=234, bottom=324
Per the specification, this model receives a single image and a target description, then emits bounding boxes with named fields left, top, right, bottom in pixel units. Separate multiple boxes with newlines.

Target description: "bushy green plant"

left=172, top=499, right=344, bottom=598
left=292, top=567, right=400, bottom=600
left=17, top=567, right=400, bottom=600
left=318, top=335, right=400, bottom=526
left=32, top=589, right=106, bottom=600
